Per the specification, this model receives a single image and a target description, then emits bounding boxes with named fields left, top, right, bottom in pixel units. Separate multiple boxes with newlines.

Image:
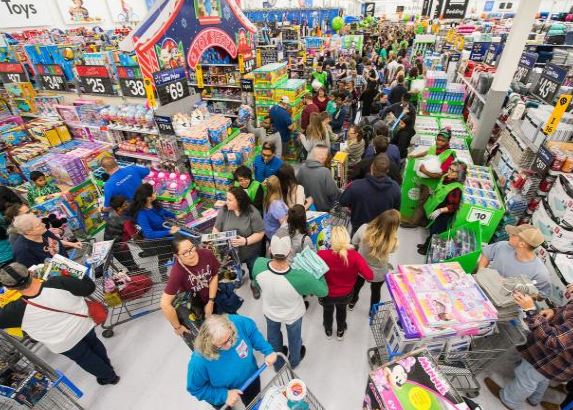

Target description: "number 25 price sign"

left=152, top=67, right=190, bottom=106
left=76, top=65, right=115, bottom=96
left=532, top=63, right=566, bottom=104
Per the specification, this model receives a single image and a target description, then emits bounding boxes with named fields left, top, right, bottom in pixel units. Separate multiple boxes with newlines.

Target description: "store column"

left=470, top=0, right=541, bottom=163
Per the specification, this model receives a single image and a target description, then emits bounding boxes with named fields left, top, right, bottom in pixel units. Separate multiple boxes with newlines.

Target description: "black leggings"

left=322, top=293, right=352, bottom=332
left=351, top=277, right=383, bottom=312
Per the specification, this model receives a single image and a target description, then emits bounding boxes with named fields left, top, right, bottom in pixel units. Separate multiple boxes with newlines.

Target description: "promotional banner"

left=57, top=0, right=106, bottom=25
left=106, top=0, right=149, bottom=23
left=442, top=0, right=469, bottom=19
left=0, top=0, right=54, bottom=28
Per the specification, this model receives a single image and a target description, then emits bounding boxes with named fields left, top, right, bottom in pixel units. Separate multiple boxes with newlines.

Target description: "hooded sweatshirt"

left=339, top=175, right=401, bottom=233
left=296, top=160, right=339, bottom=212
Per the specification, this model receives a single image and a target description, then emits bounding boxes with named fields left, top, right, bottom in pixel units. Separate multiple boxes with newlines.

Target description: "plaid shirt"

left=518, top=301, right=573, bottom=382
left=345, top=75, right=367, bottom=90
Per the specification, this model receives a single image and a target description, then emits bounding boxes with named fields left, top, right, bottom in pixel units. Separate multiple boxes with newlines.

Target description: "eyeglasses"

left=449, top=167, right=458, bottom=173
left=214, top=330, right=235, bottom=350
left=179, top=246, right=196, bottom=257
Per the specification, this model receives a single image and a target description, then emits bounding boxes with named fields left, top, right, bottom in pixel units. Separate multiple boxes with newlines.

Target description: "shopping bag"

left=117, top=274, right=153, bottom=301
left=86, top=300, right=108, bottom=325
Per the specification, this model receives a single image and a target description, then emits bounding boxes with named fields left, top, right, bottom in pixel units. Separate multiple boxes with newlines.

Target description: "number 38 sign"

left=153, top=67, right=190, bottom=106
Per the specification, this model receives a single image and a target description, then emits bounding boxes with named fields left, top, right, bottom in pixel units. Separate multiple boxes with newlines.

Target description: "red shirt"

left=301, top=103, right=320, bottom=131
left=313, top=96, right=329, bottom=112
left=164, top=248, right=220, bottom=304
left=436, top=146, right=455, bottom=174
left=318, top=249, right=374, bottom=297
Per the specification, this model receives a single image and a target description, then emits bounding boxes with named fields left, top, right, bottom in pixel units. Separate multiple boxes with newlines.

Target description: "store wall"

left=0, top=0, right=150, bottom=31
left=467, top=0, right=573, bottom=15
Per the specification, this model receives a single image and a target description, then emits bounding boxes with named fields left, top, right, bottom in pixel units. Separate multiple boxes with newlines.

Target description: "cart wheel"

left=102, top=329, right=114, bottom=338
left=465, top=391, right=479, bottom=399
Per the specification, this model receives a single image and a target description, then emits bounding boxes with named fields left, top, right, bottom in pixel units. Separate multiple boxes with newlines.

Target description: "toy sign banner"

left=0, top=0, right=54, bottom=28
left=0, top=62, right=27, bottom=84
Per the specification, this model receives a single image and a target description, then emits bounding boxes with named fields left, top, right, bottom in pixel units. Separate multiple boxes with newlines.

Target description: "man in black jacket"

left=349, top=136, right=402, bottom=184
left=339, top=154, right=401, bottom=234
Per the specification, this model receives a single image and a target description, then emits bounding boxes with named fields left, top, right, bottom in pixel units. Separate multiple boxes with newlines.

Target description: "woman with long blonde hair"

left=299, top=112, right=330, bottom=152
left=263, top=175, right=288, bottom=240
left=350, top=209, right=400, bottom=312
left=318, top=226, right=373, bottom=341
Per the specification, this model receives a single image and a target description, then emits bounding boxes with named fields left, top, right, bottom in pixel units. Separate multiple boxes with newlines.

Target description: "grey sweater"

left=296, top=160, right=339, bottom=212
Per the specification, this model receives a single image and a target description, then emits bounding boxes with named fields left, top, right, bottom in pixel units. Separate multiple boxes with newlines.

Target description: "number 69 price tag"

left=467, top=207, right=493, bottom=225
left=153, top=67, right=190, bottom=106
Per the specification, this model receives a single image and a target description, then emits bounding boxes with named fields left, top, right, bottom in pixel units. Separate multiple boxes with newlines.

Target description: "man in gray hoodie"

left=296, top=145, right=339, bottom=212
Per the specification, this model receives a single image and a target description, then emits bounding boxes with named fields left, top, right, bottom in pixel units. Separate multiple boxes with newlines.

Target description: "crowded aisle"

left=1, top=0, right=573, bottom=409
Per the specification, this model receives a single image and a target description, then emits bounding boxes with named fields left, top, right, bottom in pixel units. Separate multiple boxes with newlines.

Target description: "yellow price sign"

left=238, top=54, right=245, bottom=74
left=196, top=64, right=204, bottom=88
left=143, top=77, right=157, bottom=109
left=544, top=94, right=572, bottom=136
left=256, top=49, right=262, bottom=68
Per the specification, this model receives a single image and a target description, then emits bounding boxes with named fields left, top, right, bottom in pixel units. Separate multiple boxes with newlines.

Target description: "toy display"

left=428, top=226, right=477, bottom=263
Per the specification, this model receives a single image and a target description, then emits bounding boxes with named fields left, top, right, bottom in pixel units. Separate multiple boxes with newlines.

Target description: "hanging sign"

left=543, top=94, right=572, bottom=136
left=154, top=115, right=176, bottom=136
left=0, top=0, right=54, bottom=28
left=514, top=52, right=538, bottom=85
left=117, top=66, right=145, bottom=98
left=364, top=2, right=375, bottom=17
left=469, top=42, right=491, bottom=62
left=442, top=0, right=469, bottom=20
left=0, top=62, right=27, bottom=84
left=152, top=67, right=190, bottom=106
left=76, top=65, right=115, bottom=95
left=36, top=64, right=67, bottom=92
left=239, top=55, right=255, bottom=74
left=532, top=143, right=554, bottom=175
left=484, top=1, right=494, bottom=11
left=240, top=79, right=254, bottom=93
left=484, top=43, right=503, bottom=67
left=532, top=63, right=567, bottom=104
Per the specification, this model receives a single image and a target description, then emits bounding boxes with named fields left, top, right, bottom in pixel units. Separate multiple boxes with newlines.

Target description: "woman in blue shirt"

left=187, top=314, right=276, bottom=408
left=129, top=183, right=180, bottom=276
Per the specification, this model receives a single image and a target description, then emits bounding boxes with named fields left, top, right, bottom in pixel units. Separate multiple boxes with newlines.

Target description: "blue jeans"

left=500, top=359, right=550, bottom=409
left=265, top=316, right=303, bottom=370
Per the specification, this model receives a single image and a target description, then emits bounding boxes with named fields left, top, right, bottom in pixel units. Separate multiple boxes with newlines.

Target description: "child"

left=27, top=171, right=61, bottom=206
left=104, top=195, right=137, bottom=270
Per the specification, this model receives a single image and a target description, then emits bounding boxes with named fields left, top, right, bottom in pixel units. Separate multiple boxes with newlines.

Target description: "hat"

left=436, top=128, right=452, bottom=140
left=270, top=235, right=291, bottom=259
left=505, top=224, right=545, bottom=248
left=280, top=96, right=290, bottom=104
left=0, top=262, right=31, bottom=290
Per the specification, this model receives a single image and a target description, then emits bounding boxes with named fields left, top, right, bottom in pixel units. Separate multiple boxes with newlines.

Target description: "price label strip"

left=0, top=62, right=27, bottom=84
left=117, top=66, right=146, bottom=98
left=544, top=94, right=572, bottom=136
left=514, top=52, right=538, bottom=85
left=76, top=65, right=115, bottom=95
left=532, top=63, right=566, bottom=104
left=152, top=67, right=190, bottom=106
left=36, top=64, right=67, bottom=92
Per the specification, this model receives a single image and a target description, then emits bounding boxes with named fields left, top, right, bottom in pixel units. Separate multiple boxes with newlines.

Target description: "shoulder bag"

left=23, top=297, right=107, bottom=326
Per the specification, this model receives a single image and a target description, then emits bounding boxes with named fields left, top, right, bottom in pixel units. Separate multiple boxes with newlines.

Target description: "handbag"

left=23, top=298, right=108, bottom=326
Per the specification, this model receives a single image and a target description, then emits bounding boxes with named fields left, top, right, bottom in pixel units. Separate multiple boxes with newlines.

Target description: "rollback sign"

left=187, top=28, right=238, bottom=70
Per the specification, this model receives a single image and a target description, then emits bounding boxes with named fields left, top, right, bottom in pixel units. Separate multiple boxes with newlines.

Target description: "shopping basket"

left=0, top=331, right=84, bottom=409
left=219, top=353, right=325, bottom=410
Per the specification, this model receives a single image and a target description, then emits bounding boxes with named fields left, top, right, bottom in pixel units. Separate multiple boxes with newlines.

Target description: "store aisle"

left=33, top=227, right=556, bottom=409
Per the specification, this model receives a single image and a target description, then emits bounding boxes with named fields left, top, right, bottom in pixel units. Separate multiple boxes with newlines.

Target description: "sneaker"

left=348, top=302, right=356, bottom=311
left=325, top=328, right=332, bottom=339
left=300, top=345, right=306, bottom=361
left=337, top=329, right=345, bottom=341
left=97, top=376, right=120, bottom=386
left=251, top=284, right=261, bottom=299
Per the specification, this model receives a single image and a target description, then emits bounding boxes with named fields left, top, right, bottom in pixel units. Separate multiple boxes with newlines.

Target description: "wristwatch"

left=208, top=298, right=215, bottom=303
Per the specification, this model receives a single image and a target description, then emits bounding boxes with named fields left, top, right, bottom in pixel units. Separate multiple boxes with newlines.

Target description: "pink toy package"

left=448, top=286, right=498, bottom=324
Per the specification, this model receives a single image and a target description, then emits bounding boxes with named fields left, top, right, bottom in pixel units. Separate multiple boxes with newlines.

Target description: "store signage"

left=543, top=94, right=572, bottom=136
left=364, top=2, right=375, bottom=17
left=154, top=115, right=176, bottom=136
left=484, top=43, right=503, bottom=67
left=187, top=28, right=238, bottom=70
left=76, top=65, right=115, bottom=96
left=532, top=63, right=567, bottom=104
left=449, top=52, right=461, bottom=63
left=240, top=79, right=254, bottom=93
left=532, top=143, right=554, bottom=175
left=442, top=0, right=469, bottom=19
left=0, top=62, right=27, bottom=84
left=36, top=64, right=67, bottom=92
left=514, top=52, right=538, bottom=85
left=467, top=207, right=493, bottom=225
left=195, top=64, right=204, bottom=88
left=239, top=55, right=255, bottom=74
left=117, top=66, right=145, bottom=98
left=484, top=1, right=494, bottom=11
left=422, top=0, right=433, bottom=16
left=0, top=0, right=54, bottom=28
left=469, top=42, right=490, bottom=62
left=152, top=67, right=190, bottom=106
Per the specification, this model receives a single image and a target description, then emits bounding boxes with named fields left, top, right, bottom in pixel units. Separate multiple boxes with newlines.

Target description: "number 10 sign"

left=467, top=207, right=493, bottom=225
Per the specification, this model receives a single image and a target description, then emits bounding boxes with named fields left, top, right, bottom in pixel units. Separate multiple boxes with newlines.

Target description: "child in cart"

left=103, top=196, right=138, bottom=271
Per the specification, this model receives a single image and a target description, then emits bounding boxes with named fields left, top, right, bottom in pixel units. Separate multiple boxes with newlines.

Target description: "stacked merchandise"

left=0, top=366, right=51, bottom=407
left=420, top=71, right=465, bottom=115
left=143, top=170, right=198, bottom=220
left=195, top=64, right=243, bottom=118
left=427, top=224, right=479, bottom=272
left=257, top=46, right=281, bottom=66
left=412, top=35, right=437, bottom=57
left=4, top=82, right=37, bottom=116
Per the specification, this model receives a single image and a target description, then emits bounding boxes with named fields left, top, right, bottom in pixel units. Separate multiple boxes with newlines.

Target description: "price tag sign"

left=76, top=65, right=115, bottom=95
left=0, top=62, right=27, bottom=84
left=544, top=94, right=572, bottom=136
left=532, top=143, right=554, bottom=175
left=532, top=63, right=566, bottom=104
left=484, top=43, right=503, bottom=67
left=154, top=115, right=176, bottom=135
left=467, top=207, right=494, bottom=225
left=240, top=79, right=254, bottom=93
left=36, top=64, right=67, bottom=92
left=469, top=42, right=490, bottom=62
left=514, top=52, right=538, bottom=85
left=143, top=77, right=157, bottom=109
left=117, top=66, right=145, bottom=98
left=153, top=67, right=190, bottom=106
left=239, top=56, right=255, bottom=74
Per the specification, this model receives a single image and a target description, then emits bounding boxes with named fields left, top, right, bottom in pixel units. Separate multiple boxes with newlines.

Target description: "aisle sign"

left=514, top=52, right=538, bottom=85
left=0, top=62, right=27, bottom=84
left=36, top=64, right=67, bottom=92
left=154, top=115, right=176, bottom=135
left=532, top=63, right=566, bottom=104
left=153, top=67, right=190, bottom=106
left=240, top=79, right=254, bottom=93
left=76, top=65, right=115, bottom=96
left=117, top=66, right=145, bottom=98
left=442, top=0, right=469, bottom=20
left=543, top=94, right=572, bottom=136
left=469, top=42, right=490, bottom=62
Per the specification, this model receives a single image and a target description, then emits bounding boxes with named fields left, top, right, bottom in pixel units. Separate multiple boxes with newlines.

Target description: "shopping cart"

left=0, top=331, right=83, bottom=409
left=328, top=201, right=351, bottom=229
left=219, top=353, right=325, bottom=410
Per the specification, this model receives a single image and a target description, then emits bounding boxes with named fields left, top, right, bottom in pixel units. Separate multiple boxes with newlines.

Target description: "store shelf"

left=202, top=97, right=243, bottom=103
left=459, top=76, right=486, bottom=104
left=65, top=122, right=103, bottom=129
left=190, top=83, right=240, bottom=88
left=106, top=125, right=159, bottom=135
left=115, top=150, right=160, bottom=161
left=199, top=63, right=238, bottom=67
left=526, top=43, right=573, bottom=48
left=422, top=99, right=464, bottom=105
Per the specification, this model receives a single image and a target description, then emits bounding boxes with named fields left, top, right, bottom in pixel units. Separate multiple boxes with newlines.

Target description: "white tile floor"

left=34, top=227, right=563, bottom=409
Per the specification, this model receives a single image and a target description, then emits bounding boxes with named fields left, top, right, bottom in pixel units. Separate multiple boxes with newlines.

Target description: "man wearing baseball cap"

left=269, top=96, right=296, bottom=156
left=478, top=224, right=551, bottom=297
left=252, top=235, right=327, bottom=371
left=0, top=262, right=119, bottom=385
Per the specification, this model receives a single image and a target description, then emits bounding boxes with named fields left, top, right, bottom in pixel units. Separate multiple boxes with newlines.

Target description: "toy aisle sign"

left=532, top=63, right=567, bottom=104
left=0, top=62, right=28, bottom=84
left=514, top=52, right=538, bottom=85
left=0, top=0, right=54, bottom=28
left=76, top=65, right=115, bottom=95
left=35, top=64, right=68, bottom=92
left=543, top=94, right=573, bottom=136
